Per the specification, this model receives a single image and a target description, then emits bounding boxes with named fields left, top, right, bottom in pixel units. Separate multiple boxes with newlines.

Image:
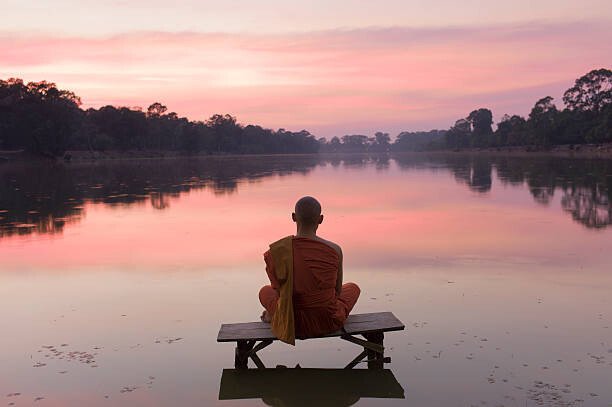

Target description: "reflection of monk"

left=259, top=196, right=360, bottom=340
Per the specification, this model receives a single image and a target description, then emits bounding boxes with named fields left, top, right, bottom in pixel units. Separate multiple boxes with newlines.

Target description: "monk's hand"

left=260, top=310, right=272, bottom=323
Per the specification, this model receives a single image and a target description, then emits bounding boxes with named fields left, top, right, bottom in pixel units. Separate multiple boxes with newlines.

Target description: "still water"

left=0, top=154, right=611, bottom=406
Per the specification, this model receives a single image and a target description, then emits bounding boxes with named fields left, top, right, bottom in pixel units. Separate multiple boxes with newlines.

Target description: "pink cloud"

left=1, top=22, right=610, bottom=136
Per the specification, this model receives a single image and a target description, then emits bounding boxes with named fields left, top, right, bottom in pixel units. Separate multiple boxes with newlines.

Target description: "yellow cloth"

left=269, top=236, right=295, bottom=345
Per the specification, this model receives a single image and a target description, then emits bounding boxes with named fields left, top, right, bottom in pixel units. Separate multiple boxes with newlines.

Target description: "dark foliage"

left=2, top=68, right=610, bottom=157
left=0, top=79, right=319, bottom=156
left=387, top=68, right=612, bottom=151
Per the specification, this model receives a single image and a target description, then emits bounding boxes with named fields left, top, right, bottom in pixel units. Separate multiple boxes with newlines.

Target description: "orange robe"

left=260, top=236, right=360, bottom=340
left=268, top=236, right=295, bottom=345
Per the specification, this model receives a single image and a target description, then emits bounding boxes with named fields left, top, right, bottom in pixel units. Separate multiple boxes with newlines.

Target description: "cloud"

left=1, top=21, right=610, bottom=135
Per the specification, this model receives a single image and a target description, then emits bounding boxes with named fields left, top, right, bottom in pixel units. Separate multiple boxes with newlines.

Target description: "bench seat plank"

left=217, top=312, right=404, bottom=342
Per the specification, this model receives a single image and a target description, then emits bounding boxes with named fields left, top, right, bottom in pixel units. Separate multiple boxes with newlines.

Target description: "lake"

left=1, top=154, right=611, bottom=406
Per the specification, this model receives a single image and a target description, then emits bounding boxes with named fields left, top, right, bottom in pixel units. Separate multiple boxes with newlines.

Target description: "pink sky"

left=1, top=1, right=611, bottom=137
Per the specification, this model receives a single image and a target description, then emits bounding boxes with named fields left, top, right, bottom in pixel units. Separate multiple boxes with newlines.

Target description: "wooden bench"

left=217, top=312, right=404, bottom=370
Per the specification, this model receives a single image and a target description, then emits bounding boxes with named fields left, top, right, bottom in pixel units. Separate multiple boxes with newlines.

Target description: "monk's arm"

left=264, top=250, right=280, bottom=292
left=336, top=247, right=343, bottom=296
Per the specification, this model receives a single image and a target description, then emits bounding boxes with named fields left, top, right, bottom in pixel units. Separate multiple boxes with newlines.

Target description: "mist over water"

left=1, top=154, right=611, bottom=406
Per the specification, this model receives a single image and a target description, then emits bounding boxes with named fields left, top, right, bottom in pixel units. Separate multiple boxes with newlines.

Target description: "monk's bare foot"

left=260, top=310, right=272, bottom=323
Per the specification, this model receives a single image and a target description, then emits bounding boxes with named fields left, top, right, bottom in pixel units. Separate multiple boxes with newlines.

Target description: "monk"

left=259, top=196, right=360, bottom=342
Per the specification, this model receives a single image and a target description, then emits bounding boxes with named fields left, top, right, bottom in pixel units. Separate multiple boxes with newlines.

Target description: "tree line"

left=319, top=68, right=612, bottom=152
left=1, top=68, right=610, bottom=157
left=0, top=80, right=318, bottom=157
left=319, top=68, right=611, bottom=152
left=442, top=68, right=611, bottom=151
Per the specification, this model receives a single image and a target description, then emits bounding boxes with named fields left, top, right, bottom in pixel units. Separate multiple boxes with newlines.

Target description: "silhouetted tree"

left=386, top=68, right=611, bottom=151
left=527, top=96, right=559, bottom=146
left=392, top=130, right=446, bottom=151
left=467, top=108, right=493, bottom=147
left=147, top=102, right=168, bottom=118
left=0, top=79, right=82, bottom=156
left=444, top=119, right=471, bottom=149
left=4, top=68, right=612, bottom=157
left=496, top=114, right=527, bottom=146
left=563, top=68, right=612, bottom=113
left=340, top=135, right=369, bottom=152
left=371, top=132, right=391, bottom=152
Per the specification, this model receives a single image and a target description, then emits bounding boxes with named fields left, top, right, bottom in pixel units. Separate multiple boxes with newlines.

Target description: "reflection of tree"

left=444, top=156, right=492, bottom=193
left=561, top=186, right=612, bottom=229
left=495, top=157, right=525, bottom=186
left=393, top=153, right=612, bottom=229
left=3, top=153, right=611, bottom=237
left=529, top=185, right=555, bottom=205
left=340, top=155, right=369, bottom=168
left=497, top=156, right=612, bottom=226
left=150, top=192, right=171, bottom=210
left=0, top=156, right=321, bottom=238
left=373, top=155, right=390, bottom=171
left=0, top=163, right=85, bottom=237
left=470, top=159, right=492, bottom=193
left=526, top=167, right=557, bottom=205
left=448, top=157, right=471, bottom=185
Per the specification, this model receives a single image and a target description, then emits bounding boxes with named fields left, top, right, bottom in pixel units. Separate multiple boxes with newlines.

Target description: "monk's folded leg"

left=338, top=282, right=361, bottom=316
left=259, top=285, right=278, bottom=316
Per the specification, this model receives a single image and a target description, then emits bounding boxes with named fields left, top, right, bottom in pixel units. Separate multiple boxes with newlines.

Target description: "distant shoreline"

left=2, top=142, right=612, bottom=163
left=407, top=142, right=612, bottom=159
left=0, top=149, right=322, bottom=163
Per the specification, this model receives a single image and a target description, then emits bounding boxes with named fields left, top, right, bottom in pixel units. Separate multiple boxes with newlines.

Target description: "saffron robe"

left=268, top=236, right=295, bottom=345
left=264, top=236, right=351, bottom=341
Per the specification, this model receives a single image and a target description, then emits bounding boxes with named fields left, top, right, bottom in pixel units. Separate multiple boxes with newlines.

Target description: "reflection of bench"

left=217, top=312, right=404, bottom=370
left=219, top=368, right=405, bottom=402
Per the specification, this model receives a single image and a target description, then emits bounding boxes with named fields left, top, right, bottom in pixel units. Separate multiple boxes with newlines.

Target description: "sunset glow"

left=2, top=1, right=611, bottom=136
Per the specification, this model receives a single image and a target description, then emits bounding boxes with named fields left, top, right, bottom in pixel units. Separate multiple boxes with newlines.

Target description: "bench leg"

left=234, top=340, right=253, bottom=369
left=234, top=339, right=272, bottom=369
left=363, top=332, right=384, bottom=370
left=345, top=349, right=368, bottom=369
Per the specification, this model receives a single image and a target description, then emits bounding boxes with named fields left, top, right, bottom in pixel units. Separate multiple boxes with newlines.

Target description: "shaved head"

left=294, top=196, right=322, bottom=226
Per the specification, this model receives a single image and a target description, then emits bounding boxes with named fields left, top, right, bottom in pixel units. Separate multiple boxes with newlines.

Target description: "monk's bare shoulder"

left=314, top=236, right=342, bottom=257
